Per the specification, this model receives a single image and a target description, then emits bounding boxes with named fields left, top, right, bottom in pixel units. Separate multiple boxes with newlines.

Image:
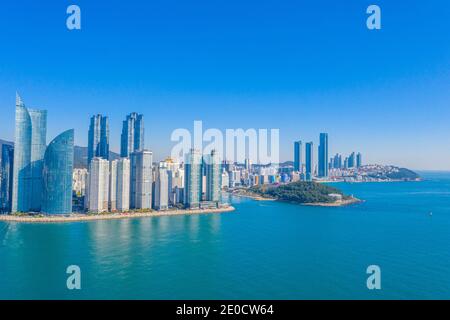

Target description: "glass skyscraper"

left=42, top=130, right=74, bottom=214
left=305, top=142, right=314, bottom=181
left=0, top=144, right=14, bottom=213
left=356, top=152, right=362, bottom=168
left=88, top=114, right=109, bottom=166
left=205, top=150, right=222, bottom=203
left=318, top=133, right=328, bottom=178
left=120, top=112, right=144, bottom=157
left=184, top=149, right=202, bottom=208
left=12, top=93, right=47, bottom=213
left=294, top=141, right=302, bottom=172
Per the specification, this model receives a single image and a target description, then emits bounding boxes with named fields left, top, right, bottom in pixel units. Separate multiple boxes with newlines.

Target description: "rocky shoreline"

left=0, top=206, right=236, bottom=223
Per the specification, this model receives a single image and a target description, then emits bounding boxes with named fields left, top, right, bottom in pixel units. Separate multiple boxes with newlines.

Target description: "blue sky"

left=0, top=0, right=449, bottom=169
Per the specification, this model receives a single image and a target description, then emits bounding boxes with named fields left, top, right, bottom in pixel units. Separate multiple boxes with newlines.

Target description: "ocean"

left=1, top=172, right=449, bottom=299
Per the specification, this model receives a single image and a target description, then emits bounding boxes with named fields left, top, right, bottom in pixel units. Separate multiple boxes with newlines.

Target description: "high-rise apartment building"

left=130, top=150, right=152, bottom=210
left=120, top=113, right=144, bottom=158
left=294, top=141, right=302, bottom=172
left=305, top=142, right=314, bottom=181
left=205, top=150, right=222, bottom=203
left=109, top=158, right=130, bottom=212
left=87, top=114, right=109, bottom=166
left=184, top=149, right=202, bottom=209
left=318, top=133, right=328, bottom=178
left=154, top=165, right=169, bottom=210
left=356, top=153, right=362, bottom=168
left=87, top=157, right=110, bottom=213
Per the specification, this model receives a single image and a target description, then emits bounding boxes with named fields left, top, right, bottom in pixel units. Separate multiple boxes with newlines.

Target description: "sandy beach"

left=0, top=206, right=236, bottom=223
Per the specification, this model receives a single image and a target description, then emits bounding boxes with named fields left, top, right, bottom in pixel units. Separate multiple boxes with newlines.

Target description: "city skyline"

left=0, top=1, right=449, bottom=170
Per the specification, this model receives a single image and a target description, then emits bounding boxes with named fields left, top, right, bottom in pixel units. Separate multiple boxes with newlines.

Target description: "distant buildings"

left=130, top=150, right=153, bottom=210
left=305, top=142, right=314, bottom=181
left=294, top=141, right=302, bottom=172
left=87, top=114, right=109, bottom=166
left=120, top=113, right=144, bottom=158
left=42, top=130, right=74, bottom=214
left=0, top=144, right=14, bottom=213
left=12, top=93, right=47, bottom=213
left=318, top=133, right=328, bottom=178
left=86, top=157, right=110, bottom=213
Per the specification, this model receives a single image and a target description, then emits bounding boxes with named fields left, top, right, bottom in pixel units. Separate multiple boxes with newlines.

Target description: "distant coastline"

left=0, top=206, right=235, bottom=223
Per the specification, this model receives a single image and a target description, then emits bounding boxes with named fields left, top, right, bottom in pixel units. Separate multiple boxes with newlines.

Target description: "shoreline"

left=0, top=206, right=235, bottom=223
left=302, top=197, right=362, bottom=207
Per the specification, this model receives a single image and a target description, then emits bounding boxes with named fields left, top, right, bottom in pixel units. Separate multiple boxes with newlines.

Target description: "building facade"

left=12, top=93, right=47, bottom=213
left=42, top=130, right=74, bottom=214
left=120, top=113, right=144, bottom=158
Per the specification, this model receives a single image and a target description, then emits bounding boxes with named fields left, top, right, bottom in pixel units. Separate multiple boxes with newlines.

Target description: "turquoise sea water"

left=1, top=172, right=450, bottom=299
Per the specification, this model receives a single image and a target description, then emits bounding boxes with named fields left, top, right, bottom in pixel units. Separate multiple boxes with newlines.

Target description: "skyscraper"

left=205, top=150, right=222, bottom=203
left=110, top=158, right=130, bottom=212
left=87, top=114, right=109, bottom=166
left=356, top=153, right=362, bottom=168
left=42, top=130, right=74, bottom=214
left=154, top=165, right=169, bottom=210
left=294, top=141, right=302, bottom=172
left=87, top=157, right=110, bottom=213
left=12, top=93, right=47, bottom=213
left=318, top=133, right=328, bottom=178
left=305, top=142, right=314, bottom=181
left=348, top=152, right=356, bottom=168
left=120, top=113, right=144, bottom=158
left=0, top=144, right=14, bottom=213
left=130, top=150, right=153, bottom=210
left=184, top=149, right=202, bottom=208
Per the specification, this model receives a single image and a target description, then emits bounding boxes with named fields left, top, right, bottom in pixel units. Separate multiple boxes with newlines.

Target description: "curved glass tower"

left=42, top=130, right=74, bottom=214
left=12, top=93, right=47, bottom=213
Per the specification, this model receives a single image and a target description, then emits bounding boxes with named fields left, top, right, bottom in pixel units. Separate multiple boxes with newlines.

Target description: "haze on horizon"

left=0, top=0, right=449, bottom=170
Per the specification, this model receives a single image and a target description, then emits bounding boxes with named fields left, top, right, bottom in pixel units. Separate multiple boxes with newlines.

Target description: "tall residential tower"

left=120, top=113, right=144, bottom=157
left=318, top=133, right=328, bottom=178
left=87, top=114, right=109, bottom=166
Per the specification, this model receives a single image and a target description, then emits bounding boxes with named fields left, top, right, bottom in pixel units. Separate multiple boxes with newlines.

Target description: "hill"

left=248, top=181, right=356, bottom=204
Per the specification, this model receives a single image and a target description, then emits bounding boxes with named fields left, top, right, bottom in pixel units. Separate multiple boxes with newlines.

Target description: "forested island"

left=233, top=181, right=360, bottom=206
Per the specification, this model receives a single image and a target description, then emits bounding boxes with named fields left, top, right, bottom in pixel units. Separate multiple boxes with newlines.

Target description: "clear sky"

left=0, top=0, right=449, bottom=170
